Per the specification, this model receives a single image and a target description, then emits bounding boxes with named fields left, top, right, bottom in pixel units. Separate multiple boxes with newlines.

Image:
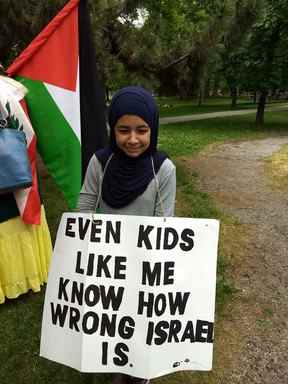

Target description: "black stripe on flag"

left=79, top=0, right=108, bottom=182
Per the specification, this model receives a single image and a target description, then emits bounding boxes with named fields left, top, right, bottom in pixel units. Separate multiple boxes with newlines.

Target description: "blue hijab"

left=95, top=86, right=167, bottom=208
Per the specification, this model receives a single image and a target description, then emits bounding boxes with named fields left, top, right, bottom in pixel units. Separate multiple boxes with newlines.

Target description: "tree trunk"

left=230, top=86, right=238, bottom=108
left=197, top=55, right=207, bottom=106
left=198, top=90, right=203, bottom=106
left=255, top=25, right=281, bottom=128
left=256, top=90, right=268, bottom=128
left=212, top=74, right=220, bottom=96
left=198, top=77, right=206, bottom=106
left=205, top=77, right=210, bottom=98
left=253, top=91, right=257, bottom=104
left=158, top=66, right=179, bottom=96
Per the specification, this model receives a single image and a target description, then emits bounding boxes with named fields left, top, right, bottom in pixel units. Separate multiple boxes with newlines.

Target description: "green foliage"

left=0, top=0, right=66, bottom=66
left=90, top=0, right=239, bottom=96
left=1, top=0, right=288, bottom=122
left=247, top=0, right=288, bottom=90
left=221, top=0, right=263, bottom=90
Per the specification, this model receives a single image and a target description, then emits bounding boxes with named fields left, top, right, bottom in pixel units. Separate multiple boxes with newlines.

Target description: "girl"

left=77, top=86, right=176, bottom=218
left=77, top=86, right=176, bottom=384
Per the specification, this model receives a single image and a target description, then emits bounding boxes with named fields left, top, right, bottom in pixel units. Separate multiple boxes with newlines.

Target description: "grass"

left=264, top=143, right=288, bottom=191
left=40, top=166, right=68, bottom=243
left=1, top=109, right=287, bottom=384
left=158, top=96, right=287, bottom=118
left=159, top=111, right=288, bottom=158
left=0, top=293, right=86, bottom=384
left=174, top=158, right=239, bottom=313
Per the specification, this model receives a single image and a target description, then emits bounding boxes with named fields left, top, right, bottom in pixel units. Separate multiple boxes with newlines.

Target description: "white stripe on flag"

left=45, top=63, right=81, bottom=144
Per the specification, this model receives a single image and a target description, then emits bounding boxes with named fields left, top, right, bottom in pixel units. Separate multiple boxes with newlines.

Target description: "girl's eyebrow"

left=116, top=124, right=149, bottom=129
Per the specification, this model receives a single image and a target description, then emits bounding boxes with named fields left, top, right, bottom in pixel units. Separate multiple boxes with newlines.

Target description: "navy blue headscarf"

left=95, top=86, right=167, bottom=208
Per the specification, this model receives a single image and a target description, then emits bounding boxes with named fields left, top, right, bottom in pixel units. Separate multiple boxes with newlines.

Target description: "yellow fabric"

left=0, top=206, right=52, bottom=303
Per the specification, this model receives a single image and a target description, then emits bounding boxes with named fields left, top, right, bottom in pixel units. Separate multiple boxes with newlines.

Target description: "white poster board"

left=40, top=213, right=219, bottom=379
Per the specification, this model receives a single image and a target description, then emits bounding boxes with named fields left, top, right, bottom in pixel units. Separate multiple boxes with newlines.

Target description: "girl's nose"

left=128, top=131, right=138, bottom=143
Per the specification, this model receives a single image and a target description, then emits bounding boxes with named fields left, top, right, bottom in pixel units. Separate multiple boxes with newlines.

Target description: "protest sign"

left=40, top=213, right=219, bottom=379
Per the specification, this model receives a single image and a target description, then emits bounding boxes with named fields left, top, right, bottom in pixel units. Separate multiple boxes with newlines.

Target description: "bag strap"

left=94, top=152, right=114, bottom=211
left=151, top=156, right=165, bottom=217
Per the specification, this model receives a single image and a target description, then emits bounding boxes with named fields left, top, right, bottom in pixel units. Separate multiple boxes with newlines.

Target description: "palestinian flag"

left=7, top=0, right=107, bottom=209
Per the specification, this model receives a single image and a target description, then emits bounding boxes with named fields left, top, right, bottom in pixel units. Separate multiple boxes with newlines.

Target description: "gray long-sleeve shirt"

left=77, top=155, right=176, bottom=216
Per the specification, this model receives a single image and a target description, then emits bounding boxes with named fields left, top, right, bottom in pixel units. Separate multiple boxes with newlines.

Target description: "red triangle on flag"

left=8, top=0, right=79, bottom=91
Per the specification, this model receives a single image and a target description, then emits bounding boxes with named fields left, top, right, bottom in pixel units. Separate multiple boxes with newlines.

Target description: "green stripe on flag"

left=18, top=76, right=81, bottom=209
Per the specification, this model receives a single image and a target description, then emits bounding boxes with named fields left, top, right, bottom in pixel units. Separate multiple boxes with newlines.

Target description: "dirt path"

left=187, top=137, right=288, bottom=383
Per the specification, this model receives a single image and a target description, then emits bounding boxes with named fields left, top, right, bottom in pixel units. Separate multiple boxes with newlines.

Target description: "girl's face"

left=114, top=114, right=151, bottom=157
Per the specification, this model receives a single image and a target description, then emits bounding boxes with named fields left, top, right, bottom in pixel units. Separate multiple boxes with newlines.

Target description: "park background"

left=0, top=1, right=287, bottom=383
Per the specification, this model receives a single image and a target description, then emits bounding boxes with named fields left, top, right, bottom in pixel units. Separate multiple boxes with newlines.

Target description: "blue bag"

left=0, top=119, right=32, bottom=194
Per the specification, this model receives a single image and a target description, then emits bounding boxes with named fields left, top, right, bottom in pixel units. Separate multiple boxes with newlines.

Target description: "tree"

left=0, top=0, right=66, bottom=66
left=93, top=0, right=237, bottom=97
left=4, top=0, right=288, bottom=113
left=241, top=0, right=288, bottom=126
left=221, top=0, right=263, bottom=108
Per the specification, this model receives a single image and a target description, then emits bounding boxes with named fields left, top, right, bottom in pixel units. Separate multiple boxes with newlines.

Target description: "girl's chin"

left=124, top=148, right=143, bottom=157
left=125, top=151, right=142, bottom=157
